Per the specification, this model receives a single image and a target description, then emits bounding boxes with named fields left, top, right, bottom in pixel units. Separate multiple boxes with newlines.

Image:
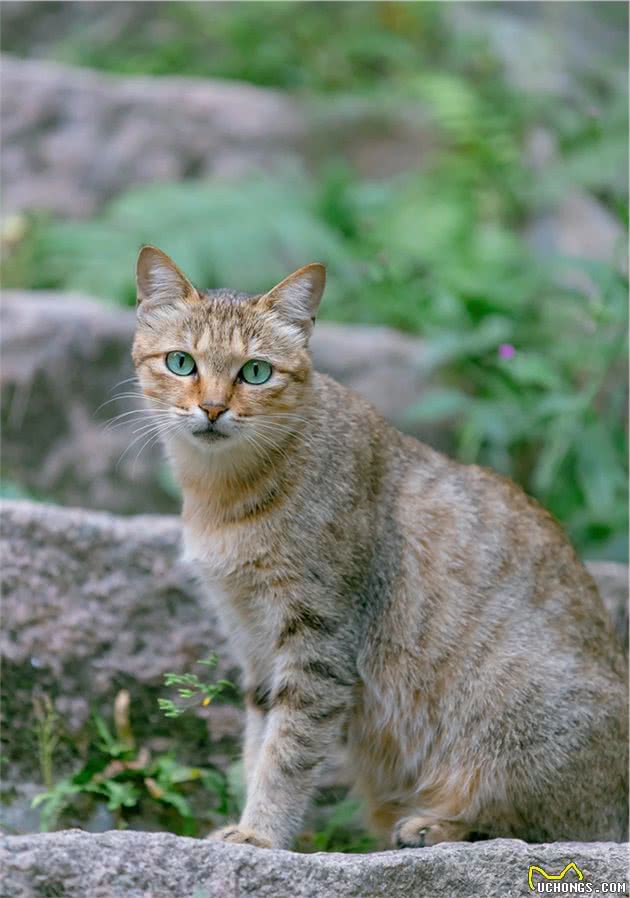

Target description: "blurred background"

left=1, top=0, right=628, bottom=844
left=2, top=0, right=628, bottom=560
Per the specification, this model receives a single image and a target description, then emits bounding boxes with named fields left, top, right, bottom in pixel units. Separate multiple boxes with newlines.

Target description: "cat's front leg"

left=212, top=664, right=352, bottom=849
left=242, top=683, right=270, bottom=792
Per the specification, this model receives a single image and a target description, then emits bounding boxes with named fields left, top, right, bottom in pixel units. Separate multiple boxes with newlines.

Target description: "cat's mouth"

left=191, top=423, right=230, bottom=441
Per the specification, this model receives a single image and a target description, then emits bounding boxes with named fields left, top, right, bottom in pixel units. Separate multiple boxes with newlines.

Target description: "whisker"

left=129, top=417, right=179, bottom=438
left=242, top=430, right=275, bottom=468
left=131, top=420, right=184, bottom=474
left=115, top=420, right=177, bottom=470
left=249, top=422, right=304, bottom=443
left=103, top=409, right=174, bottom=431
left=94, top=392, right=172, bottom=415
left=105, top=414, right=175, bottom=439
left=108, top=376, right=139, bottom=395
left=246, top=428, right=292, bottom=465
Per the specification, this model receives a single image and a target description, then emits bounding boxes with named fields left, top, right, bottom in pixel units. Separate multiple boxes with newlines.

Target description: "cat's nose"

left=199, top=401, right=228, bottom=422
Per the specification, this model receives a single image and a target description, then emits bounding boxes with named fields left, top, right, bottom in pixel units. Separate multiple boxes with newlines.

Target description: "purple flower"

left=498, top=343, right=516, bottom=360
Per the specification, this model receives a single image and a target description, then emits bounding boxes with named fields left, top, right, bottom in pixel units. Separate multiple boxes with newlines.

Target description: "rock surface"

left=1, top=291, right=433, bottom=515
left=1, top=291, right=170, bottom=514
left=591, top=562, right=629, bottom=651
left=1, top=53, right=435, bottom=218
left=526, top=190, right=628, bottom=282
left=1, top=54, right=307, bottom=217
left=0, top=499, right=228, bottom=770
left=1, top=499, right=627, bottom=778
left=450, top=2, right=625, bottom=98
left=1, top=829, right=628, bottom=898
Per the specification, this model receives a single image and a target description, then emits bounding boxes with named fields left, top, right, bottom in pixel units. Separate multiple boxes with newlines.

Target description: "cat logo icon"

left=528, top=861, right=584, bottom=891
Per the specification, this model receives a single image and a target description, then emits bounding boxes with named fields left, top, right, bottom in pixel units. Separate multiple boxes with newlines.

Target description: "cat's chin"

left=159, top=426, right=235, bottom=458
left=183, top=428, right=234, bottom=451
left=191, top=429, right=230, bottom=443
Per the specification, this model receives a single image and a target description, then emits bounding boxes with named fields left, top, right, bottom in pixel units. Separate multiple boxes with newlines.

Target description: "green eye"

left=240, top=359, right=272, bottom=385
left=165, top=351, right=196, bottom=376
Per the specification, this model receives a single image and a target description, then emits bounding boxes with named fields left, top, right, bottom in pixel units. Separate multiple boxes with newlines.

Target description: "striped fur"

left=133, top=247, right=628, bottom=850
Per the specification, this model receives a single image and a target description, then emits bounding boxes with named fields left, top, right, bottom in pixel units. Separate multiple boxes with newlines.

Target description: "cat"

left=133, top=245, right=628, bottom=850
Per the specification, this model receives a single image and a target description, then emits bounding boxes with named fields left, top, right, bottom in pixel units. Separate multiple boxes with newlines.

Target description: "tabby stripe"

left=276, top=607, right=337, bottom=647
left=306, top=703, right=347, bottom=722
left=271, top=685, right=349, bottom=722
left=245, top=684, right=272, bottom=712
left=298, top=658, right=355, bottom=687
left=276, top=753, right=320, bottom=778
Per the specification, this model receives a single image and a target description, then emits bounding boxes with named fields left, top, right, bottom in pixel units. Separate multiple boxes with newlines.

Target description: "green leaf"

left=31, top=779, right=82, bottom=832
left=404, top=388, right=469, bottom=423
left=533, top=422, right=577, bottom=496
left=505, top=353, right=563, bottom=390
left=93, top=713, right=115, bottom=749
left=200, top=768, right=228, bottom=797
left=575, top=422, right=625, bottom=519
left=157, top=789, right=192, bottom=819
left=422, top=317, right=513, bottom=370
left=97, top=780, right=141, bottom=811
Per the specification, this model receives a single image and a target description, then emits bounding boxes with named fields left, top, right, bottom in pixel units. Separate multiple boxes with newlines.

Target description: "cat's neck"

left=166, top=418, right=306, bottom=528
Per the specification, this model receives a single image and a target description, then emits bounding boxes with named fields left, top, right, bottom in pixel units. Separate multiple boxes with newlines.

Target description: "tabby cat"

left=133, top=245, right=628, bottom=850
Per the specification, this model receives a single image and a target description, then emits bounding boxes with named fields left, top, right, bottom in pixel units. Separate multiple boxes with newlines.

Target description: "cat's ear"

left=136, top=245, right=198, bottom=309
left=262, top=263, right=326, bottom=335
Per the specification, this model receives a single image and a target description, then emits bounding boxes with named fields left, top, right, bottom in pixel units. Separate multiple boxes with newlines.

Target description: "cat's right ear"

left=261, top=263, right=326, bottom=337
left=136, top=245, right=197, bottom=310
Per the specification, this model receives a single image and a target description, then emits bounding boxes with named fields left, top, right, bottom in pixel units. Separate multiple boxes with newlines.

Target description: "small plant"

left=296, top=798, right=376, bottom=854
left=32, top=689, right=229, bottom=834
left=158, top=656, right=234, bottom=718
left=33, top=694, right=62, bottom=791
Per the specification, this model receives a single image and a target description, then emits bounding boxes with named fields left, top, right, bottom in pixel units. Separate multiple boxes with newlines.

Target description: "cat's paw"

left=393, top=816, right=469, bottom=848
left=207, top=824, right=272, bottom=849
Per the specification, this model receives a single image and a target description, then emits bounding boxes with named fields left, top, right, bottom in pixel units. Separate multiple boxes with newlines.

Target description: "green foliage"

left=0, top=479, right=38, bottom=501
left=33, top=695, right=61, bottom=790
left=158, top=656, right=234, bottom=719
left=32, top=691, right=230, bottom=835
left=333, top=170, right=628, bottom=560
left=25, top=3, right=474, bottom=93
left=1, top=177, right=354, bottom=303
left=297, top=798, right=376, bottom=854
left=28, top=677, right=375, bottom=852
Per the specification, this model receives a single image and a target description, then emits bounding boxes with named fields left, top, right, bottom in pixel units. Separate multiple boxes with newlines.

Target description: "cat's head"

left=132, top=246, right=325, bottom=458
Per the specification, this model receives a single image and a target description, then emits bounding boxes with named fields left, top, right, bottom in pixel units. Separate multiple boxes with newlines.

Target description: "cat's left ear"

left=261, top=263, right=326, bottom=336
left=136, top=245, right=198, bottom=310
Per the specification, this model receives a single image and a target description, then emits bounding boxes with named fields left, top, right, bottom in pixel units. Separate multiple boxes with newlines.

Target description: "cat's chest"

left=182, top=520, right=261, bottom=579
left=182, top=519, right=283, bottom=671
